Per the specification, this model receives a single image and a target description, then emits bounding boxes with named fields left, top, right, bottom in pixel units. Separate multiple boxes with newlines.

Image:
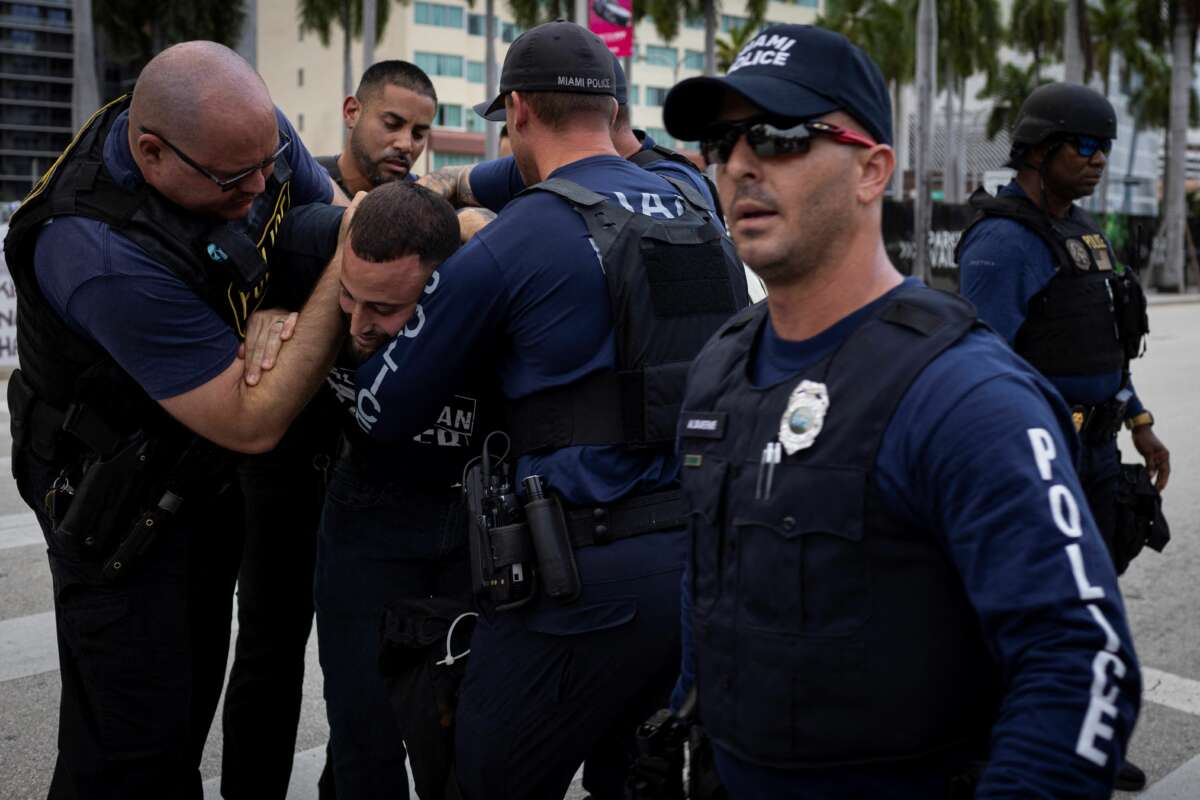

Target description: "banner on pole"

left=588, top=0, right=633, bottom=58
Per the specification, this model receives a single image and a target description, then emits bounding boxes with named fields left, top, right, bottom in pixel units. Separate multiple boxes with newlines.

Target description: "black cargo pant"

left=221, top=396, right=341, bottom=800
left=16, top=449, right=243, bottom=800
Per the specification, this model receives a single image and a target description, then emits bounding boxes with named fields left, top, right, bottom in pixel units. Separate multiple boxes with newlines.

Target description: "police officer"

left=660, top=25, right=1140, bottom=797
left=956, top=81, right=1168, bottom=793
left=351, top=21, right=748, bottom=799
left=2, top=42, right=346, bottom=797
left=418, top=55, right=723, bottom=226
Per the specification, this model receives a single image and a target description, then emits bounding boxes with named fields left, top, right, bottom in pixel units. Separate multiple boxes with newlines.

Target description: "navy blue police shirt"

left=467, top=133, right=722, bottom=228
left=958, top=181, right=1144, bottom=417
left=354, top=154, right=691, bottom=577
left=32, top=108, right=332, bottom=401
left=676, top=278, right=1140, bottom=799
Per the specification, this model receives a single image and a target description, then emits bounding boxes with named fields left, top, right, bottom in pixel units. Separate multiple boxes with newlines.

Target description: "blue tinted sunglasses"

left=1066, top=135, right=1112, bottom=158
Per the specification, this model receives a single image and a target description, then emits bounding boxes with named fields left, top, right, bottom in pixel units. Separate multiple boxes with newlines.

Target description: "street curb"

left=1146, top=293, right=1200, bottom=306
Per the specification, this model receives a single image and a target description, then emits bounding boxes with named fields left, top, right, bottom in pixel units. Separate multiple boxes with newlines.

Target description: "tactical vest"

left=679, top=284, right=1000, bottom=768
left=3, top=95, right=293, bottom=451
left=316, top=154, right=350, bottom=197
left=956, top=186, right=1145, bottom=377
left=628, top=143, right=726, bottom=228
left=505, top=175, right=750, bottom=457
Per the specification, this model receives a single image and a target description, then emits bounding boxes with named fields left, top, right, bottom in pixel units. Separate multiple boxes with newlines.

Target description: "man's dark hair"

left=520, top=91, right=614, bottom=130
left=356, top=60, right=438, bottom=106
left=349, top=182, right=459, bottom=266
left=499, top=123, right=509, bottom=139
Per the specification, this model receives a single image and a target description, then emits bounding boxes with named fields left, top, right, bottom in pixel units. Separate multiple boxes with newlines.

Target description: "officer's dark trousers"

left=16, top=451, right=243, bottom=800
left=221, top=402, right=338, bottom=800
left=455, top=529, right=686, bottom=800
left=1079, top=437, right=1122, bottom=572
left=315, top=455, right=470, bottom=800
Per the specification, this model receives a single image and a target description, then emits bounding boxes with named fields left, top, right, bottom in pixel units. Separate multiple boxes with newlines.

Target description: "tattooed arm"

left=419, top=165, right=479, bottom=209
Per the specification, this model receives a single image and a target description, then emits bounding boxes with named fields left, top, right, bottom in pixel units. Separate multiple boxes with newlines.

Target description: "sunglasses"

left=140, top=126, right=291, bottom=191
left=700, top=119, right=877, bottom=164
left=1066, top=135, right=1112, bottom=159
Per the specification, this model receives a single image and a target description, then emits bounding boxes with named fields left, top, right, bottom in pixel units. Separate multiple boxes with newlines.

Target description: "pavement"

left=2, top=302, right=1200, bottom=798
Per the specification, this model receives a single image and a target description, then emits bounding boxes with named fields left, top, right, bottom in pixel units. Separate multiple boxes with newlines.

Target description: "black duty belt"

left=1072, top=397, right=1126, bottom=445
left=486, top=488, right=689, bottom=571
left=565, top=489, right=689, bottom=548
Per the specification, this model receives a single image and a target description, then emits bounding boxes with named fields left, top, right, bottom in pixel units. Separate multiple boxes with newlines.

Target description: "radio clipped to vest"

left=463, top=432, right=582, bottom=613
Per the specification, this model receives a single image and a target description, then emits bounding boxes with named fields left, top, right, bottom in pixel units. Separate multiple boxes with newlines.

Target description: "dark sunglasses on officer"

left=1064, top=134, right=1112, bottom=159
left=699, top=117, right=877, bottom=165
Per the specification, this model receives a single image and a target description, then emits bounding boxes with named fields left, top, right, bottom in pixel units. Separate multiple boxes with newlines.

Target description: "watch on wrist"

left=1125, top=411, right=1154, bottom=430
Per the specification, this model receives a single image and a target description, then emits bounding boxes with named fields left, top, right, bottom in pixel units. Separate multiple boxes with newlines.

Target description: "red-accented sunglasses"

left=700, top=119, right=877, bottom=164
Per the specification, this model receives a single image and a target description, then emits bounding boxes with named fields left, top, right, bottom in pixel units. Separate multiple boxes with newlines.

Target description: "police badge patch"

left=1066, top=239, right=1092, bottom=271
left=779, top=380, right=829, bottom=455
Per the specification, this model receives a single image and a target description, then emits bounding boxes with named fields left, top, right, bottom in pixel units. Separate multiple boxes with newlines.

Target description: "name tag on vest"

left=680, top=411, right=726, bottom=439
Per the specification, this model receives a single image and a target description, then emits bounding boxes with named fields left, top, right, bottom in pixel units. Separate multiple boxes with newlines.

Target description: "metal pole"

left=484, top=0, right=499, bottom=160
left=913, top=0, right=937, bottom=282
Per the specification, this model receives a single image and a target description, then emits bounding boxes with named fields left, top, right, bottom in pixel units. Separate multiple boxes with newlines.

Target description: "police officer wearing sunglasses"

left=956, top=82, right=1168, bottom=792
left=658, top=25, right=1140, bottom=799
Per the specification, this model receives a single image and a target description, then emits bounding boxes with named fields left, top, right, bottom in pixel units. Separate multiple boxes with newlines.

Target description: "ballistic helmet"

left=1008, top=82, right=1117, bottom=166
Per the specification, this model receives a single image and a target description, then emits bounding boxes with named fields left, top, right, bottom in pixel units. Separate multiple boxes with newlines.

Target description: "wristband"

left=1125, top=411, right=1154, bottom=430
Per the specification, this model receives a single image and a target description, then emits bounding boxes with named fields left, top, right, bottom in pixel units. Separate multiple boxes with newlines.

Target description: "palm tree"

left=1133, top=0, right=1200, bottom=290
left=298, top=0, right=393, bottom=101
left=938, top=0, right=1002, bottom=203
left=716, top=20, right=758, bottom=73
left=1087, top=0, right=1140, bottom=212
left=977, top=61, right=1045, bottom=140
left=1009, top=0, right=1065, bottom=82
left=94, top=0, right=248, bottom=68
left=818, top=0, right=917, bottom=199
left=1062, top=0, right=1088, bottom=84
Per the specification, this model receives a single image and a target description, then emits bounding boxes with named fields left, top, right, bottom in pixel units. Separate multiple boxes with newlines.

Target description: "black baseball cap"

left=474, top=21, right=616, bottom=122
left=477, top=50, right=629, bottom=122
left=663, top=24, right=892, bottom=146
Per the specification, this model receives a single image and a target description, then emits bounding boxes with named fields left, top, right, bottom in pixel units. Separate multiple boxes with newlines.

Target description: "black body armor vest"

left=316, top=154, right=350, bottom=197
left=956, top=186, right=1147, bottom=377
left=3, top=95, right=293, bottom=451
left=679, top=284, right=1000, bottom=768
left=628, top=142, right=726, bottom=228
left=505, top=175, right=749, bottom=457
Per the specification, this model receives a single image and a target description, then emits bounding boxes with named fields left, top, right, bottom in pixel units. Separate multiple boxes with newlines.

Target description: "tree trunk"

left=957, top=79, right=967, bottom=199
left=892, top=80, right=907, bottom=201
left=485, top=0, right=499, bottom=160
left=704, top=0, right=717, bottom=76
left=362, top=0, right=376, bottom=70
left=1162, top=6, right=1192, bottom=291
left=72, top=0, right=99, bottom=129
left=1121, top=124, right=1140, bottom=215
left=914, top=0, right=937, bottom=282
left=1063, top=0, right=1085, bottom=84
left=341, top=1, right=352, bottom=144
left=1097, top=72, right=1111, bottom=214
left=943, top=69, right=957, bottom=205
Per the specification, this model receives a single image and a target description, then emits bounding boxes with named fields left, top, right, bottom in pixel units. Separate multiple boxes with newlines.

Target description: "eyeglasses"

left=139, top=126, right=291, bottom=191
left=700, top=118, right=877, bottom=165
left=1066, top=135, right=1112, bottom=159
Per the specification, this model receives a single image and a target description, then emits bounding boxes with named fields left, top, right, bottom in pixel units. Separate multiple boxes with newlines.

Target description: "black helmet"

left=1008, top=82, right=1117, bottom=165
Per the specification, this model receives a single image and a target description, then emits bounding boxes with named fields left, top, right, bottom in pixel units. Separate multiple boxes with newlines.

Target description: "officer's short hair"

left=520, top=91, right=614, bottom=130
left=356, top=60, right=438, bottom=106
left=348, top=182, right=459, bottom=267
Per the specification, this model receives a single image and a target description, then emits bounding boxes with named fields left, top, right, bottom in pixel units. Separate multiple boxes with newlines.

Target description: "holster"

left=57, top=432, right=154, bottom=554
left=1074, top=396, right=1128, bottom=446
left=1112, top=463, right=1170, bottom=573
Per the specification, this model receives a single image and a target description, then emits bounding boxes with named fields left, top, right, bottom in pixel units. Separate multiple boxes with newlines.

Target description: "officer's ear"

left=509, top=92, right=532, bottom=130
left=133, top=130, right=168, bottom=172
left=343, top=95, right=363, bottom=130
left=856, top=144, right=895, bottom=206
